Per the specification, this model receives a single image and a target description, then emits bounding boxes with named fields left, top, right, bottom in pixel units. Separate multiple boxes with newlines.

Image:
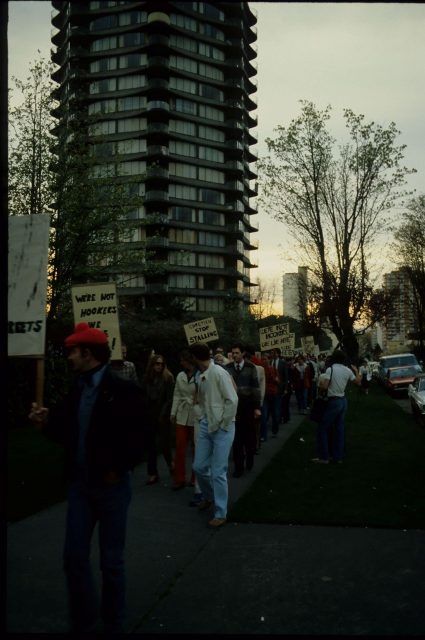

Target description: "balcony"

left=225, top=180, right=244, bottom=192
left=147, top=56, right=170, bottom=70
left=147, top=12, right=171, bottom=26
left=147, top=101, right=170, bottom=113
left=145, top=283, right=169, bottom=293
left=146, top=167, right=169, bottom=180
left=147, top=34, right=169, bottom=47
left=147, top=145, right=169, bottom=157
left=144, top=190, right=169, bottom=203
left=147, top=123, right=169, bottom=135
left=226, top=140, right=243, bottom=152
left=146, top=237, right=169, bottom=248
left=147, top=78, right=169, bottom=91
left=225, top=160, right=244, bottom=172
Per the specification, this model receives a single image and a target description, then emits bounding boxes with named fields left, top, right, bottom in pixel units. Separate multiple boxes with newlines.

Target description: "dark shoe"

left=207, top=517, right=226, bottom=529
left=197, top=499, right=214, bottom=511
left=145, top=475, right=159, bottom=485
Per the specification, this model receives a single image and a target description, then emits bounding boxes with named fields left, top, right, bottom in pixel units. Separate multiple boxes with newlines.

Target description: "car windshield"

left=389, top=367, right=417, bottom=378
left=382, top=355, right=417, bottom=368
left=418, top=379, right=425, bottom=392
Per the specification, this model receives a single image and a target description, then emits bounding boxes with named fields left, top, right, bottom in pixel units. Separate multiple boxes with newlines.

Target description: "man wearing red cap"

left=29, top=323, right=146, bottom=633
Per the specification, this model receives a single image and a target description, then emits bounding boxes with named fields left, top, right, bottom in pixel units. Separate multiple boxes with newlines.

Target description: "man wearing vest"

left=225, top=344, right=261, bottom=477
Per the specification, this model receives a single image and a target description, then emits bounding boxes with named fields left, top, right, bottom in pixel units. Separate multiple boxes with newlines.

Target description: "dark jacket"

left=44, top=365, right=147, bottom=484
left=225, top=360, right=261, bottom=413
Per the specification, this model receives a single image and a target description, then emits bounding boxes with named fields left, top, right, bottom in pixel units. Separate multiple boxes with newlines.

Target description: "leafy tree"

left=258, top=100, right=415, bottom=361
left=9, top=53, right=55, bottom=216
left=392, top=195, right=425, bottom=359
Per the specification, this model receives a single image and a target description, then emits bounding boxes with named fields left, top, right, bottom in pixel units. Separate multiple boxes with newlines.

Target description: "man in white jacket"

left=189, top=342, right=239, bottom=529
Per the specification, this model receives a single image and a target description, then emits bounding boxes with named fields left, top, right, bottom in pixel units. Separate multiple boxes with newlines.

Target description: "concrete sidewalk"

left=7, top=406, right=425, bottom=634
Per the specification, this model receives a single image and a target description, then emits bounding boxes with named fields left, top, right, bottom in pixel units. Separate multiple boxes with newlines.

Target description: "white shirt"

left=323, top=364, right=355, bottom=397
left=194, top=362, right=238, bottom=432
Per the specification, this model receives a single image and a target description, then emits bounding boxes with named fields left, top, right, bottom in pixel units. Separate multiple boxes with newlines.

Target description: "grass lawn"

left=7, top=426, right=66, bottom=523
left=229, top=383, right=425, bottom=529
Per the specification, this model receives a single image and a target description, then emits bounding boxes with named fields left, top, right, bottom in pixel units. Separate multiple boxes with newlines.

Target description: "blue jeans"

left=63, top=474, right=132, bottom=632
left=317, top=396, right=347, bottom=461
left=192, top=417, right=235, bottom=519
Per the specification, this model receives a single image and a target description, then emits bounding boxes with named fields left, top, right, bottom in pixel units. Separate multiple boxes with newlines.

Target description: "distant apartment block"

left=282, top=266, right=308, bottom=320
left=382, top=268, right=417, bottom=348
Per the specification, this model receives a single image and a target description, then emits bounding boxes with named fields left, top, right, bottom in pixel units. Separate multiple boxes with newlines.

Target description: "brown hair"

left=143, top=354, right=174, bottom=384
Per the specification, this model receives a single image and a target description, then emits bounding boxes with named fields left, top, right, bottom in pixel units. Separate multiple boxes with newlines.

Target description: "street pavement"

left=7, top=397, right=425, bottom=635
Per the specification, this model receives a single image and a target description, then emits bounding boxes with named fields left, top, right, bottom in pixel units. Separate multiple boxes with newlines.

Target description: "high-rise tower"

left=51, top=1, right=258, bottom=314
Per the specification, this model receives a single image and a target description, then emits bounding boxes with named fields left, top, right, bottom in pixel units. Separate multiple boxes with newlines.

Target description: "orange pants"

left=173, top=424, right=195, bottom=485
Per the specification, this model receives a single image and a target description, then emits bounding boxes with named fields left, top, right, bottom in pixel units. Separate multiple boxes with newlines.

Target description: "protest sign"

left=71, top=283, right=122, bottom=359
left=184, top=317, right=219, bottom=345
left=301, top=335, right=316, bottom=353
left=8, top=214, right=50, bottom=357
left=259, top=323, right=290, bottom=351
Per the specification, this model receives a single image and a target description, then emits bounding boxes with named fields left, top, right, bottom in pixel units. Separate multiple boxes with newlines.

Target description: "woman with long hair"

left=143, top=354, right=175, bottom=485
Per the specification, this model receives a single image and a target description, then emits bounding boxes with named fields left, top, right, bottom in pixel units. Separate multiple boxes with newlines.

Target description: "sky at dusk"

left=8, top=1, right=425, bottom=311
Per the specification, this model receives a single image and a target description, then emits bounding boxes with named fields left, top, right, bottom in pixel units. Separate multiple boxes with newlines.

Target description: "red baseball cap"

left=65, top=322, right=108, bottom=347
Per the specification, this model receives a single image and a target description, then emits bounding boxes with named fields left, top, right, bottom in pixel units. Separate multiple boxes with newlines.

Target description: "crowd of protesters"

left=28, top=322, right=362, bottom=633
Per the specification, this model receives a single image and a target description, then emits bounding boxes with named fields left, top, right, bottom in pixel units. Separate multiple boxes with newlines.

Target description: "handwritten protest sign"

left=259, top=323, right=290, bottom=351
left=184, top=317, right=219, bottom=345
left=71, top=283, right=122, bottom=359
left=8, top=214, right=50, bottom=357
left=301, top=336, right=316, bottom=353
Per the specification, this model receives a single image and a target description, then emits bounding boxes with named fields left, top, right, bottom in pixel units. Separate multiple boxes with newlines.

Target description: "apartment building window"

left=169, top=34, right=197, bottom=53
left=198, top=125, right=225, bottom=142
left=118, top=75, right=146, bottom=90
left=170, top=55, right=198, bottom=74
left=169, top=184, right=197, bottom=200
left=90, top=1, right=117, bottom=8
left=198, top=42, right=225, bottom=60
left=198, top=231, right=225, bottom=247
left=118, top=32, right=144, bottom=47
left=116, top=274, right=145, bottom=288
left=199, top=2, right=225, bottom=21
left=119, top=11, right=147, bottom=26
left=91, top=37, right=117, bottom=52
left=119, top=53, right=147, bottom=68
left=92, top=141, right=115, bottom=157
left=174, top=98, right=197, bottom=115
left=198, top=104, right=224, bottom=122
left=169, top=228, right=197, bottom=244
left=199, top=210, right=224, bottom=225
left=88, top=99, right=116, bottom=114
left=199, top=23, right=225, bottom=41
left=118, top=117, right=147, bottom=132
left=199, top=83, right=224, bottom=101
left=89, top=120, right=117, bottom=135
left=198, top=253, right=224, bottom=268
left=169, top=140, right=197, bottom=157
left=169, top=119, right=196, bottom=136
left=90, top=15, right=118, bottom=31
left=169, top=76, right=197, bottom=95
left=199, top=275, right=226, bottom=290
left=198, top=297, right=224, bottom=312
left=198, top=63, right=224, bottom=81
left=170, top=14, right=197, bottom=32
left=127, top=206, right=146, bottom=220
left=117, top=96, right=146, bottom=111
left=168, top=250, right=196, bottom=266
left=169, top=162, right=197, bottom=179
left=116, top=139, right=146, bottom=154
left=198, top=167, right=225, bottom=184
left=91, top=162, right=116, bottom=178
left=170, top=206, right=196, bottom=222
left=117, top=160, right=146, bottom=176
left=90, top=57, right=117, bottom=72
left=90, top=78, right=117, bottom=94
left=169, top=274, right=196, bottom=288
left=198, top=146, right=224, bottom=163
left=199, top=188, right=225, bottom=204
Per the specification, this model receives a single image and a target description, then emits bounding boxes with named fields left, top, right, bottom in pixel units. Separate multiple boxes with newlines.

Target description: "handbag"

left=309, top=366, right=333, bottom=423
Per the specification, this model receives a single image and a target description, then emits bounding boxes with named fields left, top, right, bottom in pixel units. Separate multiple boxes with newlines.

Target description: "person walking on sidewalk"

left=189, top=342, right=238, bottom=529
left=170, top=350, right=199, bottom=492
left=312, top=349, right=361, bottom=464
left=142, top=354, right=175, bottom=485
left=28, top=323, right=146, bottom=633
left=225, top=344, right=261, bottom=477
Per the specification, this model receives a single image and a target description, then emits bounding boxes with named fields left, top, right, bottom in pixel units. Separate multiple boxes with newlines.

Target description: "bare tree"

left=251, top=277, right=278, bottom=320
left=259, top=100, right=415, bottom=360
